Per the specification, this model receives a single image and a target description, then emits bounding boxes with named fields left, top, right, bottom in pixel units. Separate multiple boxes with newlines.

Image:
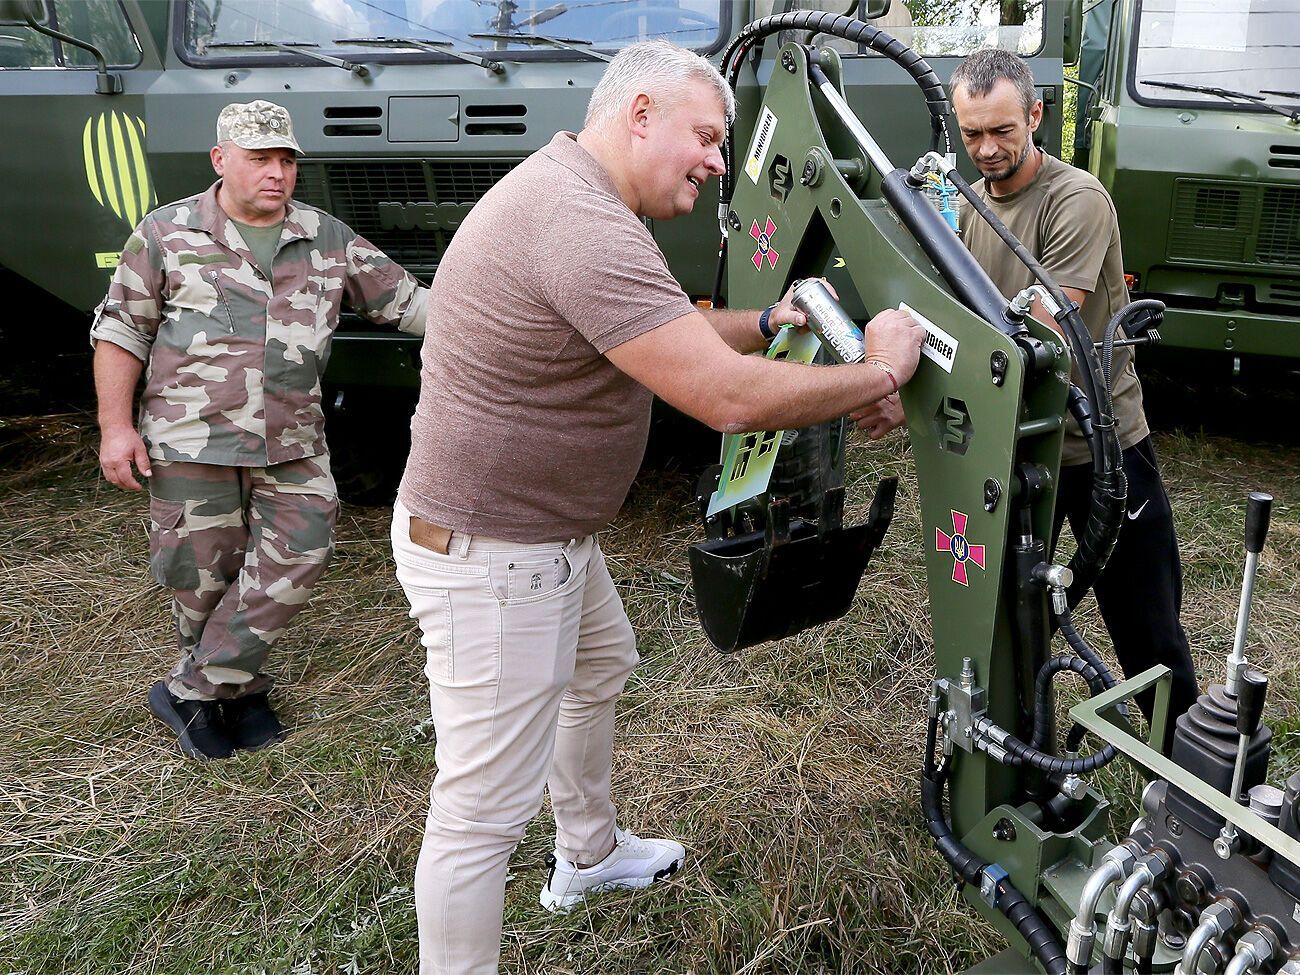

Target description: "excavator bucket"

left=689, top=477, right=897, bottom=653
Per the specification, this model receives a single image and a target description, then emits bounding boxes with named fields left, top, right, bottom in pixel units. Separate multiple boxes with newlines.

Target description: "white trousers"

left=391, top=500, right=639, bottom=975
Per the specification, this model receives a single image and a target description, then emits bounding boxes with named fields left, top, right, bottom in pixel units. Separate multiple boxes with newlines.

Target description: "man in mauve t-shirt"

left=391, top=40, right=926, bottom=974
left=951, top=49, right=1197, bottom=734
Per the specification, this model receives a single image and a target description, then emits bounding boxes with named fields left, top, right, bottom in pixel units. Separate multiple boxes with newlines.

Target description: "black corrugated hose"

left=1031, top=653, right=1107, bottom=752
left=1102, top=299, right=1165, bottom=393
left=923, top=714, right=1069, bottom=975
left=710, top=10, right=951, bottom=305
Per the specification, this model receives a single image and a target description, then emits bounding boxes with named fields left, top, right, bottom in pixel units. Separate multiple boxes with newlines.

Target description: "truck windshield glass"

left=1132, top=0, right=1300, bottom=110
left=756, top=1, right=1045, bottom=57
left=183, top=0, right=724, bottom=59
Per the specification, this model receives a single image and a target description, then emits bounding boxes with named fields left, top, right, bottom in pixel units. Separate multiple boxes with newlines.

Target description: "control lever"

left=1226, top=493, right=1273, bottom=694
left=1215, top=668, right=1269, bottom=858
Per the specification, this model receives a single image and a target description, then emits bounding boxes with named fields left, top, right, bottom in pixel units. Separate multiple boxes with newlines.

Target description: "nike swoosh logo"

left=1127, top=500, right=1150, bottom=521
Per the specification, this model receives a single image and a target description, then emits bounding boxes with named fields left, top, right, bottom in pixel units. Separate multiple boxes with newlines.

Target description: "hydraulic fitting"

left=1066, top=842, right=1140, bottom=970
left=1223, top=928, right=1281, bottom=975
left=1177, top=899, right=1242, bottom=975
left=936, top=659, right=986, bottom=755
left=1061, top=774, right=1086, bottom=800
left=1104, top=850, right=1173, bottom=964
left=1129, top=886, right=1167, bottom=966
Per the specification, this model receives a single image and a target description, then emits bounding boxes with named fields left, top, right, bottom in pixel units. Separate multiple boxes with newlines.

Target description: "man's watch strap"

left=758, top=304, right=778, bottom=340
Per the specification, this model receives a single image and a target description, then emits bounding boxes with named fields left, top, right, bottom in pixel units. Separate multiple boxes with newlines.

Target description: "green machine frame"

left=722, top=42, right=1120, bottom=971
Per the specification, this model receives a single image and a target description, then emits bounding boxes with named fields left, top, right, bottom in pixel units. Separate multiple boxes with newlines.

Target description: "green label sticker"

left=706, top=327, right=822, bottom=517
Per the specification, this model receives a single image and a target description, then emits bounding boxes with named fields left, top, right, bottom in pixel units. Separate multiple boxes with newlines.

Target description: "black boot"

left=146, top=681, right=235, bottom=760
left=223, top=690, right=286, bottom=751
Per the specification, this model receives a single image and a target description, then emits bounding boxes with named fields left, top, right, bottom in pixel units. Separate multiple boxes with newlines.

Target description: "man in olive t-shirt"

left=951, top=48, right=1197, bottom=736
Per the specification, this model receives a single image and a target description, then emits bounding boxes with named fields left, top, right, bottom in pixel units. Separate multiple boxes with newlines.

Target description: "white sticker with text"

left=901, top=302, right=959, bottom=374
left=744, top=107, right=778, bottom=185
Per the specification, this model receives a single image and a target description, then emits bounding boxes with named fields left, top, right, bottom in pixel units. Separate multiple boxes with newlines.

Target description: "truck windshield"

left=182, top=0, right=724, bottom=60
left=1131, top=0, right=1300, bottom=111
left=757, top=1, right=1045, bottom=57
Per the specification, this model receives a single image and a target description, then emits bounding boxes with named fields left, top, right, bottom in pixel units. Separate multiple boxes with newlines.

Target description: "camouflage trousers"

left=147, top=456, right=338, bottom=701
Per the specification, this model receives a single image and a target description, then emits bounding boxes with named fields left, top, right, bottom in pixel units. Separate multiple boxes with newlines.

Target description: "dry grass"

left=0, top=407, right=1296, bottom=975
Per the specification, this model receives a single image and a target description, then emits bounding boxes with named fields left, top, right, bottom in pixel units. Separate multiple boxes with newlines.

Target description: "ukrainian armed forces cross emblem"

left=750, top=216, right=779, bottom=270
left=936, top=509, right=986, bottom=586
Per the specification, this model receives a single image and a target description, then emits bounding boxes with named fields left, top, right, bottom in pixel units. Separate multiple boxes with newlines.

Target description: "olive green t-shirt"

left=959, top=151, right=1149, bottom=466
left=231, top=217, right=284, bottom=280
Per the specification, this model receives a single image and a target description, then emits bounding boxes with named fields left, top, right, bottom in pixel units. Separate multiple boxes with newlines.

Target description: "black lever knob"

left=1245, top=492, right=1273, bottom=554
left=1236, top=668, right=1268, bottom=736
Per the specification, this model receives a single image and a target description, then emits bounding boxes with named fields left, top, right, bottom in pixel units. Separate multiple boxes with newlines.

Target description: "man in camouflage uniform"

left=92, top=100, right=427, bottom=760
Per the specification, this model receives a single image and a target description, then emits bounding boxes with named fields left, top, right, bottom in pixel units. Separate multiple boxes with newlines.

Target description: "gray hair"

left=584, top=40, right=734, bottom=131
left=950, top=48, right=1038, bottom=120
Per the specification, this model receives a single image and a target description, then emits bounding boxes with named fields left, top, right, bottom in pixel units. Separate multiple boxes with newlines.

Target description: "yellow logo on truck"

left=83, top=111, right=156, bottom=227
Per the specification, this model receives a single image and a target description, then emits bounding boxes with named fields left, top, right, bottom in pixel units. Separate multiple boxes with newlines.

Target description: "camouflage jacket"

left=91, top=181, right=427, bottom=467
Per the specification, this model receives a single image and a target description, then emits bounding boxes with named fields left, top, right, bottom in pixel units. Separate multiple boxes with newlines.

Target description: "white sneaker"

left=539, top=826, right=686, bottom=912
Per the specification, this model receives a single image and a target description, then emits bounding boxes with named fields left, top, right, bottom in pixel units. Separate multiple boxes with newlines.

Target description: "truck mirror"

left=1063, top=0, right=1083, bottom=66
left=860, top=0, right=891, bottom=17
left=0, top=0, right=48, bottom=26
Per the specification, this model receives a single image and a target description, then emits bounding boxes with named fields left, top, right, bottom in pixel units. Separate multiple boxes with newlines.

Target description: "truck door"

left=0, top=0, right=165, bottom=314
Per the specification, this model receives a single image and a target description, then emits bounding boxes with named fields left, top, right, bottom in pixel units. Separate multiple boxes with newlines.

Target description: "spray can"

left=791, top=278, right=865, bottom=364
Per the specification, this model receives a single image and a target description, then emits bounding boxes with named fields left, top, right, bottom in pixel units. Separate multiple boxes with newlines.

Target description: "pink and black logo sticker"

left=750, top=217, right=779, bottom=270
left=936, top=509, right=986, bottom=586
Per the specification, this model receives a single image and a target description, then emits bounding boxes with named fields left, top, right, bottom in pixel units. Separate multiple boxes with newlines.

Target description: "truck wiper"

left=1140, top=78, right=1300, bottom=123
left=333, top=36, right=505, bottom=75
left=207, top=40, right=370, bottom=78
left=468, top=31, right=612, bottom=62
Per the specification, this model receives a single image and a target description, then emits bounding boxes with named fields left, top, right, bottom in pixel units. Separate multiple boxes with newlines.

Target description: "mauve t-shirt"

left=398, top=132, right=695, bottom=542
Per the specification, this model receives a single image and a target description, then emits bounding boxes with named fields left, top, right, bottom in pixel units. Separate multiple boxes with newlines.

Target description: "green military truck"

left=1074, top=0, right=1300, bottom=368
left=0, top=0, right=1075, bottom=494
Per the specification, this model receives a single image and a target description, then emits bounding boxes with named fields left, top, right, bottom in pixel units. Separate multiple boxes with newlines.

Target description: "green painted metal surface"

left=2, top=0, right=1072, bottom=391
left=1082, top=0, right=1300, bottom=359
left=727, top=45, right=1100, bottom=969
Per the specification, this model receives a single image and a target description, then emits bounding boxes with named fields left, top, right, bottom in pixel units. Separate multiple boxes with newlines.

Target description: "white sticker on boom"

left=744, top=107, right=778, bottom=185
left=901, top=303, right=959, bottom=374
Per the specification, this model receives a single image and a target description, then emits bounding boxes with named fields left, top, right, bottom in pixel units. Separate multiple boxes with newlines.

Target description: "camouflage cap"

left=216, top=100, right=304, bottom=154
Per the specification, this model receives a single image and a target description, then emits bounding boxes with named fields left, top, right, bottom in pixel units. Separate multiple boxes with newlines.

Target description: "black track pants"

left=1054, top=436, right=1199, bottom=743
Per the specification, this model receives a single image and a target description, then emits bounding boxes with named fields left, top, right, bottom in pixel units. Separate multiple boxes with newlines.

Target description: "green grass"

left=1, top=402, right=1296, bottom=974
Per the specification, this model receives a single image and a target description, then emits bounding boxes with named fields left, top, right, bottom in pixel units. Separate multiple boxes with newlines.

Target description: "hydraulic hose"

left=1056, top=605, right=1129, bottom=723
left=1066, top=844, right=1138, bottom=974
left=1102, top=852, right=1169, bottom=975
left=983, top=719, right=1119, bottom=774
left=717, top=10, right=951, bottom=225
left=1102, top=299, right=1165, bottom=393
left=923, top=714, right=1069, bottom=975
left=1032, top=653, right=1107, bottom=753
left=941, top=165, right=1126, bottom=606
left=978, top=610, right=1128, bottom=775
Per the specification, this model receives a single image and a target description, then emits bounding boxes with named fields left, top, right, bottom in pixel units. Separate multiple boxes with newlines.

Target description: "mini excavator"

left=688, top=12, right=1299, bottom=974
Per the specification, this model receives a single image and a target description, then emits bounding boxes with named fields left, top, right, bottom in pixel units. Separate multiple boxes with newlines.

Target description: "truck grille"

left=1169, top=179, right=1300, bottom=270
left=293, top=159, right=521, bottom=277
left=1258, top=186, right=1300, bottom=265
